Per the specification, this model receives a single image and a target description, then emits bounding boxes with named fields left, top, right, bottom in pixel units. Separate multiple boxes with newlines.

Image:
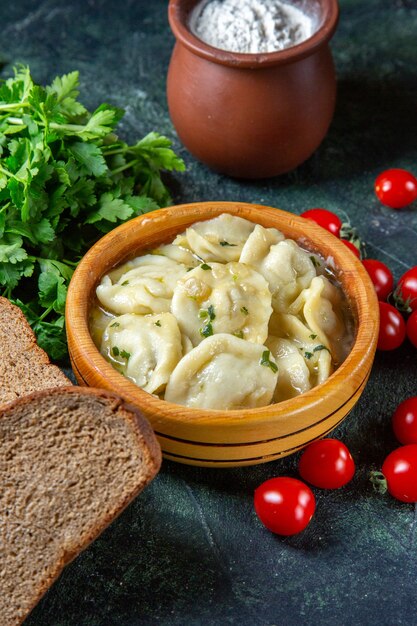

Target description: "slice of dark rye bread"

left=0, top=296, right=70, bottom=405
left=0, top=386, right=162, bottom=626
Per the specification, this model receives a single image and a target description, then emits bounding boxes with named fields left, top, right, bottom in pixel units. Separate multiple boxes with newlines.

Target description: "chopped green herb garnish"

left=186, top=267, right=194, bottom=272
left=232, top=274, right=238, bottom=281
left=199, top=305, right=215, bottom=337
left=199, top=322, right=213, bottom=338
left=120, top=350, right=131, bottom=360
left=121, top=280, right=129, bottom=286
left=304, top=351, right=313, bottom=359
left=259, top=350, right=278, bottom=373
left=110, top=322, right=120, bottom=328
left=240, top=306, right=249, bottom=315
left=207, top=304, right=216, bottom=320
left=219, top=240, right=237, bottom=247
left=154, top=320, right=161, bottom=327
left=200, top=263, right=212, bottom=270
left=112, top=346, right=120, bottom=357
left=309, top=333, right=317, bottom=340
left=233, top=330, right=244, bottom=339
left=310, top=255, right=321, bottom=269
left=313, top=344, right=330, bottom=353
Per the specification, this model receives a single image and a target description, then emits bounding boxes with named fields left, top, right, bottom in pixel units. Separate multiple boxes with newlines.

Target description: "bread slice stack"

left=0, top=298, right=162, bottom=626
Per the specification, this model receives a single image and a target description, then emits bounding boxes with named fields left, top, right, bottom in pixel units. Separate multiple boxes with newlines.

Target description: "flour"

left=190, top=0, right=313, bottom=54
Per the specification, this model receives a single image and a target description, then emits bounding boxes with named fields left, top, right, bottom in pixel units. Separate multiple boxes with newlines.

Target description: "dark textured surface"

left=1, top=1, right=417, bottom=624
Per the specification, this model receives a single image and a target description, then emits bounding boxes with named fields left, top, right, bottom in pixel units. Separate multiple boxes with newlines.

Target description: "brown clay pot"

left=167, top=0, right=339, bottom=178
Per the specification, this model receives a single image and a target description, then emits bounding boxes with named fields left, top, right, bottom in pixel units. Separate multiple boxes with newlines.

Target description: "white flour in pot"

left=190, top=0, right=313, bottom=54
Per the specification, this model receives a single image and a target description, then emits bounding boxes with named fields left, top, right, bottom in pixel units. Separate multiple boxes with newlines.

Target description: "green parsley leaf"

left=219, top=240, right=237, bottom=247
left=0, top=65, right=185, bottom=361
left=110, top=322, right=120, bottom=328
left=120, top=350, right=131, bottom=360
left=240, top=306, right=249, bottom=315
left=155, top=320, right=161, bottom=327
left=200, top=263, right=212, bottom=271
left=112, top=346, right=120, bottom=357
left=199, top=322, right=213, bottom=338
left=259, top=350, right=278, bottom=373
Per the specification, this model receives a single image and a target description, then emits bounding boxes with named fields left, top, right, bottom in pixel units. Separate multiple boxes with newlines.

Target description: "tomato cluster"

left=300, top=190, right=417, bottom=352
left=371, top=398, right=417, bottom=503
left=254, top=439, right=355, bottom=536
left=255, top=177, right=417, bottom=536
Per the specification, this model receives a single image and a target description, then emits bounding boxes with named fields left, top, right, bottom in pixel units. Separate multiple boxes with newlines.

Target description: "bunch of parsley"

left=0, top=66, right=185, bottom=360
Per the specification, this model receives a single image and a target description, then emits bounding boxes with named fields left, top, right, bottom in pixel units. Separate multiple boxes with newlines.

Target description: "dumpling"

left=288, top=275, right=346, bottom=362
left=241, top=238, right=317, bottom=312
left=100, top=312, right=183, bottom=394
left=173, top=213, right=256, bottom=262
left=151, top=243, right=201, bottom=268
left=96, top=254, right=188, bottom=315
left=265, top=336, right=311, bottom=401
left=164, top=334, right=278, bottom=409
left=268, top=311, right=333, bottom=385
left=171, top=261, right=272, bottom=346
left=239, top=223, right=285, bottom=266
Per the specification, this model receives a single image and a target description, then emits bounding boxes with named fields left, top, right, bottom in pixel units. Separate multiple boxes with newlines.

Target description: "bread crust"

left=0, top=297, right=69, bottom=407
left=0, top=386, right=161, bottom=626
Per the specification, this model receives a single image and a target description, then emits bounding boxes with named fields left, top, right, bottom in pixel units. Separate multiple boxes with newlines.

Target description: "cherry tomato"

left=375, top=168, right=417, bottom=209
left=341, top=239, right=361, bottom=258
left=298, top=438, right=355, bottom=489
left=406, top=310, right=417, bottom=349
left=362, top=259, right=394, bottom=301
left=381, top=444, right=417, bottom=502
left=301, top=208, right=342, bottom=237
left=254, top=477, right=315, bottom=536
left=377, top=302, right=406, bottom=350
left=397, top=266, right=417, bottom=311
left=392, top=397, right=417, bottom=445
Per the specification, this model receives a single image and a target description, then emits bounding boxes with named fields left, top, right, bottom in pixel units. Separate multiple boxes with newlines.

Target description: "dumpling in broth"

left=100, top=312, right=183, bottom=394
left=164, top=334, right=278, bottom=410
left=173, top=213, right=256, bottom=263
left=241, top=238, right=317, bottom=313
left=96, top=255, right=188, bottom=315
left=265, top=336, right=311, bottom=401
left=171, top=261, right=272, bottom=346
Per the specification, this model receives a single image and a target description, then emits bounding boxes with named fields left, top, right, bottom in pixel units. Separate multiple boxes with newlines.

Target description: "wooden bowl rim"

left=66, top=201, right=379, bottom=430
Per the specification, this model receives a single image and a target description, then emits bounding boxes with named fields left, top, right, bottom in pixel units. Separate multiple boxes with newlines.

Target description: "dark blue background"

left=2, top=1, right=417, bottom=624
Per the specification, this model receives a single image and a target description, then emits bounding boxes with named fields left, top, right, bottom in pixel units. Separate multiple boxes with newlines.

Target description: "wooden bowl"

left=66, top=202, right=379, bottom=467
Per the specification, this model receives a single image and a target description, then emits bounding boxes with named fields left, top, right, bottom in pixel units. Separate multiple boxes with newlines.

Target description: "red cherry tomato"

left=381, top=444, right=417, bottom=502
left=301, top=208, right=342, bottom=237
left=375, top=168, right=417, bottom=209
left=362, top=259, right=394, bottom=301
left=397, top=266, right=417, bottom=311
left=341, top=239, right=361, bottom=258
left=298, top=438, right=355, bottom=489
left=377, top=302, right=406, bottom=350
left=392, top=397, right=417, bottom=445
left=254, top=477, right=315, bottom=536
left=407, top=310, right=417, bottom=349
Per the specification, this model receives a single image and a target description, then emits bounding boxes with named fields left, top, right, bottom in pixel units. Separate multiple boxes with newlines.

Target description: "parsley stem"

left=38, top=304, right=53, bottom=322
left=102, top=146, right=127, bottom=156
left=110, top=159, right=139, bottom=175
left=49, top=122, right=88, bottom=132
left=0, top=165, right=14, bottom=179
left=0, top=102, right=30, bottom=111
left=6, top=117, right=25, bottom=125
